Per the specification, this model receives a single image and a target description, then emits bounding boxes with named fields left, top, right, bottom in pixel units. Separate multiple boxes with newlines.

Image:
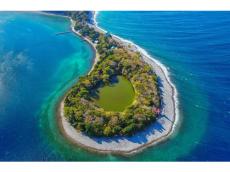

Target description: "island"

left=57, top=11, right=178, bottom=155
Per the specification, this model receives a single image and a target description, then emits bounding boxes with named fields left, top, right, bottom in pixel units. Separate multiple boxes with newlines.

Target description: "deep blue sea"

left=97, top=11, right=230, bottom=161
left=0, top=12, right=229, bottom=161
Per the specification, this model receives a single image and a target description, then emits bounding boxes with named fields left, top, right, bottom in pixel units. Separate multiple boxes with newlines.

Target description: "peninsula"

left=58, top=11, right=178, bottom=155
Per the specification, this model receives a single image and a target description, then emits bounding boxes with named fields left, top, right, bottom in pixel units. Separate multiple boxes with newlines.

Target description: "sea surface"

left=0, top=12, right=229, bottom=161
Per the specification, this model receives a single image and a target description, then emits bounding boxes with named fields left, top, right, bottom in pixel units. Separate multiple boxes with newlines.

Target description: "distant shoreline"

left=50, top=11, right=179, bottom=155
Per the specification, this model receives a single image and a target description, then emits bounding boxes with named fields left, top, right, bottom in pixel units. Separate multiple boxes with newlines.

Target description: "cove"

left=0, top=11, right=229, bottom=161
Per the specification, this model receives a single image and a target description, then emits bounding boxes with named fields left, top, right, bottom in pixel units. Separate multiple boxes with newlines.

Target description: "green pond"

left=95, top=76, right=135, bottom=112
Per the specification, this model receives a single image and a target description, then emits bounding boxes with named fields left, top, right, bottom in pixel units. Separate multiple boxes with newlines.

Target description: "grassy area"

left=94, top=76, right=135, bottom=112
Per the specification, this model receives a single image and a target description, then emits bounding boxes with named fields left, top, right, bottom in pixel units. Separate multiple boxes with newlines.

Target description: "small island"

left=58, top=11, right=178, bottom=155
left=64, top=12, right=160, bottom=137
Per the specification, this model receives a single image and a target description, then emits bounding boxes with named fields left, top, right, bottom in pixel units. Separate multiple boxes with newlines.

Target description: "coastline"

left=56, top=12, right=179, bottom=155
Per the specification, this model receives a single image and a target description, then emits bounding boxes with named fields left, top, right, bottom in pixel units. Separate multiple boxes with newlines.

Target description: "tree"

left=103, top=126, right=112, bottom=136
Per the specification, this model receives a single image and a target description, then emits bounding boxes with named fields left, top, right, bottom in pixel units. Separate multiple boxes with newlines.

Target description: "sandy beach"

left=57, top=12, right=179, bottom=155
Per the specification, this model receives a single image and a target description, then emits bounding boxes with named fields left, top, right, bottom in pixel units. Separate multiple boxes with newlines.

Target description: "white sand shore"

left=57, top=12, right=179, bottom=155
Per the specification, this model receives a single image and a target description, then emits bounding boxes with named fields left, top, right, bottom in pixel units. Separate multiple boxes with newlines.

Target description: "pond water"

left=95, top=76, right=135, bottom=112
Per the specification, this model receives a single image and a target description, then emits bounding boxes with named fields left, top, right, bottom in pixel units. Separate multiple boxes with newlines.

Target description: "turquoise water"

left=0, top=12, right=94, bottom=160
left=0, top=12, right=229, bottom=161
